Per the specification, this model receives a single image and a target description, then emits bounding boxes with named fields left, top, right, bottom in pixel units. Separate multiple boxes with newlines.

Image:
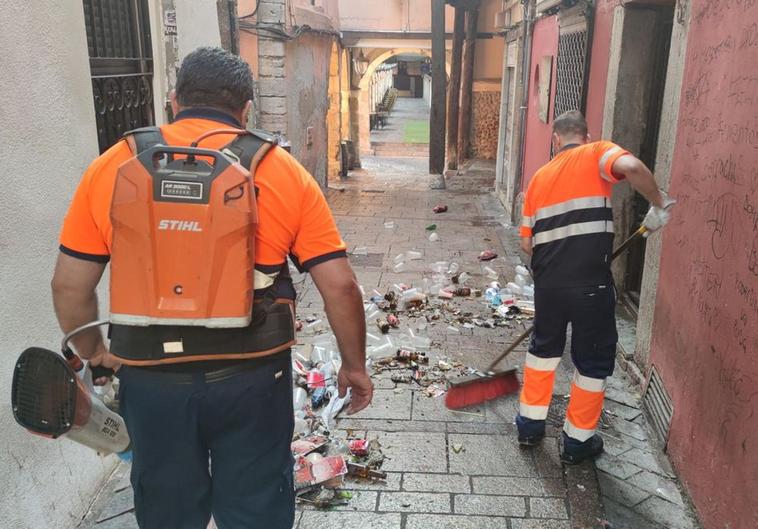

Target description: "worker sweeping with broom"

left=517, top=111, right=675, bottom=464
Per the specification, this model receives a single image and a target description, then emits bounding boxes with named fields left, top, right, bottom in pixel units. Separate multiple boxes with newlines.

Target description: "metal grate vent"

left=643, top=366, right=674, bottom=444
left=553, top=30, right=587, bottom=119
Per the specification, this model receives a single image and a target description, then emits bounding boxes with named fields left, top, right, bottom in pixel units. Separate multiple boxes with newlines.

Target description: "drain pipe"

left=511, top=0, right=536, bottom=220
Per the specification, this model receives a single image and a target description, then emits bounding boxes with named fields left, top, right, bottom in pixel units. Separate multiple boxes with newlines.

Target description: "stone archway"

left=353, top=48, right=450, bottom=157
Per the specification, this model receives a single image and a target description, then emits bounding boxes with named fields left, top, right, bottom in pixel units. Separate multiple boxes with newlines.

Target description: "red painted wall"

left=584, top=0, right=615, bottom=140
left=649, top=2, right=758, bottom=528
left=521, top=15, right=559, bottom=190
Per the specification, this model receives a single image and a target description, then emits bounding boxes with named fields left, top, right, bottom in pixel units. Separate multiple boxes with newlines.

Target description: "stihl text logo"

left=158, top=220, right=203, bottom=232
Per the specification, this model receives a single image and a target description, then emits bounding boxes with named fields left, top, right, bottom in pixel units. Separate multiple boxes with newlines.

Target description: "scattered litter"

left=384, top=221, right=395, bottom=229
left=432, top=205, right=448, bottom=213
left=429, top=232, right=439, bottom=242
left=351, top=246, right=368, bottom=256
left=294, top=455, right=348, bottom=491
left=577, top=484, right=586, bottom=491
left=452, top=443, right=465, bottom=454
left=426, top=224, right=437, bottom=231
left=478, top=250, right=498, bottom=261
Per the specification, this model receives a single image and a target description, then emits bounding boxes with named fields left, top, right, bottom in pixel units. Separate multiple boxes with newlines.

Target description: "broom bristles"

left=445, top=372, right=521, bottom=410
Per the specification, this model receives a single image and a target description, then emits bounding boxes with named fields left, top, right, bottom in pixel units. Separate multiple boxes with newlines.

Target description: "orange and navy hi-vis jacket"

left=520, top=141, right=629, bottom=288
left=59, top=108, right=347, bottom=364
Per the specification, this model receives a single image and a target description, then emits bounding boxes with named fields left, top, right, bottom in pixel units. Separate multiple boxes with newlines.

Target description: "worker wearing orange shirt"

left=517, top=111, right=674, bottom=464
left=52, top=47, right=373, bottom=529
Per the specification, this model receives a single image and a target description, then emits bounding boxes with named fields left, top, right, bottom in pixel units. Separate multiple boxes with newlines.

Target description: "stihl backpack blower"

left=11, top=321, right=130, bottom=455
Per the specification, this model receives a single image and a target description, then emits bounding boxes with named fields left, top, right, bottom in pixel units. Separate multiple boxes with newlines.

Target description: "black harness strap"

left=123, top=126, right=166, bottom=154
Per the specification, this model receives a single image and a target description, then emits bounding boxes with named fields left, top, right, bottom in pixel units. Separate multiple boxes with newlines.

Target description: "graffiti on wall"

left=650, top=1, right=758, bottom=527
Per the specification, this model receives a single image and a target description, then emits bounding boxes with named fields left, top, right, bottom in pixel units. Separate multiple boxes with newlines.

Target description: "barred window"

left=553, top=30, right=587, bottom=119
left=82, top=0, right=155, bottom=152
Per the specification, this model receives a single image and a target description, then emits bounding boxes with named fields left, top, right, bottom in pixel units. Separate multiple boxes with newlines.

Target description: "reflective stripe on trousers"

left=564, top=371, right=607, bottom=442
left=519, top=353, right=561, bottom=420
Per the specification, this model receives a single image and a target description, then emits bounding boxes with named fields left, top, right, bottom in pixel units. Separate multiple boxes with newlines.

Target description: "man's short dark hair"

left=175, top=47, right=254, bottom=114
left=553, top=110, right=588, bottom=137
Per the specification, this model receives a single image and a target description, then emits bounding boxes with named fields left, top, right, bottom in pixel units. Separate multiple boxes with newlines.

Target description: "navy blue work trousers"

left=117, top=351, right=295, bottom=529
left=530, top=284, right=618, bottom=378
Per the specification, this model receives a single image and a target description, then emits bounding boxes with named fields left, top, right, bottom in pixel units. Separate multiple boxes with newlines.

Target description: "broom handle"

left=485, top=225, right=649, bottom=373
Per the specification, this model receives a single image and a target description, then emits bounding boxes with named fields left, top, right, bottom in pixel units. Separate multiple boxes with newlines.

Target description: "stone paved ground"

left=79, top=154, right=699, bottom=529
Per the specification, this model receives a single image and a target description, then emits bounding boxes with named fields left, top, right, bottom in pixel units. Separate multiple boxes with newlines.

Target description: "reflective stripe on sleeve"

left=524, top=353, right=562, bottom=371
left=522, top=214, right=535, bottom=229
left=563, top=418, right=596, bottom=442
left=574, top=372, right=607, bottom=392
left=520, top=403, right=549, bottom=420
left=599, top=146, right=622, bottom=182
left=533, top=220, right=614, bottom=246
left=534, top=196, right=609, bottom=222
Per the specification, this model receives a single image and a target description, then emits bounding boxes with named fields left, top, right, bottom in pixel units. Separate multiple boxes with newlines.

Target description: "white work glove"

left=642, top=191, right=676, bottom=237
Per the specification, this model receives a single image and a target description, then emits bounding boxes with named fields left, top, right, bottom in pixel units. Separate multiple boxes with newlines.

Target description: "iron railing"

left=553, top=30, right=587, bottom=119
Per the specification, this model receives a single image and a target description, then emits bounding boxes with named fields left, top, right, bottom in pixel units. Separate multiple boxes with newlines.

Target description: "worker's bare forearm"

left=613, top=156, right=664, bottom=207
left=51, top=253, right=107, bottom=359
left=309, top=258, right=367, bottom=372
left=322, top=287, right=367, bottom=371
left=52, top=287, right=104, bottom=358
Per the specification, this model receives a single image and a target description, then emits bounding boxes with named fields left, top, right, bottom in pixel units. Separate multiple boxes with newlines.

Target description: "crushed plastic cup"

left=294, top=418, right=308, bottom=436
left=293, top=387, right=308, bottom=410
left=448, top=262, right=460, bottom=274
left=311, top=346, right=328, bottom=364
left=484, top=266, right=499, bottom=280
left=393, top=262, right=406, bottom=273
left=431, top=261, right=449, bottom=273
left=428, top=232, right=439, bottom=242
left=406, top=250, right=423, bottom=260
left=515, top=265, right=530, bottom=277
left=384, top=221, right=396, bottom=229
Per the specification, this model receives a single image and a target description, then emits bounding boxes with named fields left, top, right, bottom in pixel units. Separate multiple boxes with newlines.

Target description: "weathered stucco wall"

left=583, top=0, right=615, bottom=140
left=174, top=0, right=221, bottom=59
left=287, top=33, right=333, bottom=186
left=339, top=0, right=455, bottom=31
left=521, top=15, right=559, bottom=189
left=649, top=1, right=758, bottom=527
left=0, top=2, right=114, bottom=527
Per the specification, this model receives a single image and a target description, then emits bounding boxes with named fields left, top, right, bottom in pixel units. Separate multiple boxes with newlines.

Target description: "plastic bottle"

left=515, top=265, right=530, bottom=277
left=515, top=274, right=527, bottom=287
left=393, top=262, right=406, bottom=273
left=428, top=232, right=439, bottom=242
left=484, top=266, right=499, bottom=280
left=406, top=250, right=423, bottom=260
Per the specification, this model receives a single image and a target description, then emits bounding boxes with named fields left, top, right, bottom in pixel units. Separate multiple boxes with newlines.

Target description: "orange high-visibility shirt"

left=59, top=109, right=347, bottom=301
left=520, top=141, right=629, bottom=288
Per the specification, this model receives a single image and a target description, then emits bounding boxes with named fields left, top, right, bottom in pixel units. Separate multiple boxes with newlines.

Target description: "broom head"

left=445, top=368, right=520, bottom=410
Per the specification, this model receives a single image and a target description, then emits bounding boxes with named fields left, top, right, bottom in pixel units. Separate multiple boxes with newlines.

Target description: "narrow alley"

left=82, top=132, right=698, bottom=528
left=3, top=2, right=757, bottom=529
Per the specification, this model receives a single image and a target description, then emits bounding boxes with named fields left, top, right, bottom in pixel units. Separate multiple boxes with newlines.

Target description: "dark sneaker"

left=518, top=433, right=545, bottom=447
left=516, top=414, right=546, bottom=447
left=561, top=432, right=604, bottom=465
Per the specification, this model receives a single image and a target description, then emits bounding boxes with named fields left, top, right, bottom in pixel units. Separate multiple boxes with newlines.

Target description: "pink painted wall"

left=649, top=2, right=758, bottom=528
left=583, top=0, right=615, bottom=140
left=521, top=15, right=559, bottom=190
